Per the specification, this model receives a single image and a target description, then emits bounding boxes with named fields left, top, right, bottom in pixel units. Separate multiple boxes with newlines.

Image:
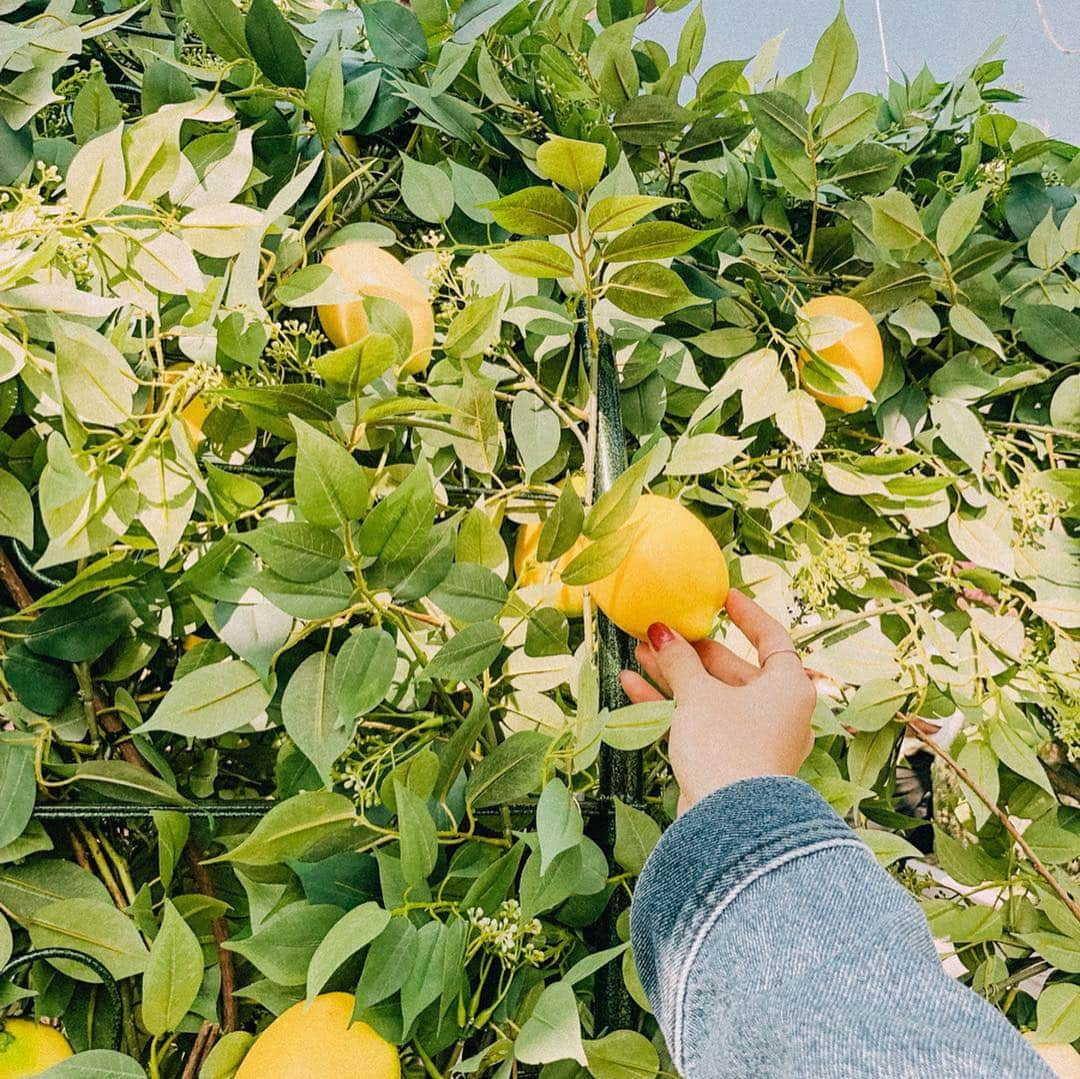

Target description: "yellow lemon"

left=514, top=522, right=590, bottom=617
left=0, top=1019, right=73, bottom=1077
left=1023, top=1034, right=1080, bottom=1078
left=797, top=295, right=883, bottom=414
left=161, top=366, right=210, bottom=445
left=589, top=494, right=728, bottom=642
left=234, top=993, right=399, bottom=1079
left=317, top=242, right=434, bottom=376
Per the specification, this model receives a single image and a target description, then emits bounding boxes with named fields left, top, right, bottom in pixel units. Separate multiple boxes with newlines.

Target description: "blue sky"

left=647, top=0, right=1080, bottom=139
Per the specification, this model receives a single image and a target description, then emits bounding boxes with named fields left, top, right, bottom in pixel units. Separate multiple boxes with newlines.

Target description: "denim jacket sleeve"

left=629, top=776, right=1052, bottom=1079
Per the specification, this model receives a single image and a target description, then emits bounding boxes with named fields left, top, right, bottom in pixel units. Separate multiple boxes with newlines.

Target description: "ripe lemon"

left=589, top=494, right=728, bottom=642
left=0, top=1018, right=73, bottom=1077
left=797, top=295, right=883, bottom=414
left=514, top=522, right=590, bottom=617
left=234, top=993, right=399, bottom=1079
left=1023, top=1034, right=1080, bottom=1078
left=317, top=242, right=434, bottom=376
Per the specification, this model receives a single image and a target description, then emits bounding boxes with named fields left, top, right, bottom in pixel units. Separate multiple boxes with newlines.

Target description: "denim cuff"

left=630, top=776, right=863, bottom=1014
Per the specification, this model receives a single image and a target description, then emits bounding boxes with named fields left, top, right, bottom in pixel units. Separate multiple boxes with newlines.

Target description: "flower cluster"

left=791, top=529, right=875, bottom=615
left=1004, top=470, right=1063, bottom=538
left=467, top=899, right=545, bottom=967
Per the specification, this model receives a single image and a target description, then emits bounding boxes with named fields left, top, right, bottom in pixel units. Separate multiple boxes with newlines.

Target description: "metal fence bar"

left=583, top=313, right=642, bottom=1032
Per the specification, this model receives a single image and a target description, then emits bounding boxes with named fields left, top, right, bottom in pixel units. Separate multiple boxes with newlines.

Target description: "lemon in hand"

left=589, top=494, right=728, bottom=642
left=317, top=242, right=435, bottom=376
left=0, top=1018, right=73, bottom=1077
left=797, top=295, right=883, bottom=414
left=234, top=993, right=399, bottom=1079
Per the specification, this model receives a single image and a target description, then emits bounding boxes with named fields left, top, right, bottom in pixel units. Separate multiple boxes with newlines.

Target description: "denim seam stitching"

left=670, top=835, right=871, bottom=1073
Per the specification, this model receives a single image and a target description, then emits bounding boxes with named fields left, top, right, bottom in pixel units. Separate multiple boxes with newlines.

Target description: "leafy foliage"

left=0, top=0, right=1077, bottom=1075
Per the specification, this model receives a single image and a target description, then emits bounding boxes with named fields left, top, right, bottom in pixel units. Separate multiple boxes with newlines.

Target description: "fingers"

left=724, top=589, right=801, bottom=672
left=691, top=638, right=759, bottom=686
left=634, top=641, right=672, bottom=696
left=619, top=669, right=664, bottom=704
left=645, top=622, right=708, bottom=702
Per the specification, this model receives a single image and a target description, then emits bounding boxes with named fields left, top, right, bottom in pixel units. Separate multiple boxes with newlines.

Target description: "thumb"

left=646, top=622, right=707, bottom=701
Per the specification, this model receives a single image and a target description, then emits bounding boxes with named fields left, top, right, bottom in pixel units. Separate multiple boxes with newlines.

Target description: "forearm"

left=629, top=776, right=1051, bottom=1078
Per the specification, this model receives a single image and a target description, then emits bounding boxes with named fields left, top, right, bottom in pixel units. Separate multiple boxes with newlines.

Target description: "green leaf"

left=363, top=1, right=429, bottom=69
left=560, top=527, right=635, bottom=586
left=306, top=902, right=390, bottom=1002
left=335, top=627, right=397, bottom=719
left=587, top=194, right=680, bottom=233
left=847, top=263, right=931, bottom=314
left=613, top=797, right=660, bottom=875
left=746, top=92, right=808, bottom=155
left=400, top=154, right=454, bottom=222
left=510, top=391, right=561, bottom=481
left=948, top=304, right=1003, bottom=358
left=869, top=189, right=926, bottom=249
left=142, top=900, right=204, bottom=1036
left=245, top=0, right=306, bottom=88
left=484, top=186, right=577, bottom=235
left=0, top=117, right=32, bottom=186
left=611, top=96, right=692, bottom=146
left=0, top=743, right=35, bottom=849
left=358, top=463, right=434, bottom=562
left=584, top=454, right=650, bottom=539
left=443, top=288, right=505, bottom=359
left=538, top=483, right=585, bottom=563
left=605, top=262, right=695, bottom=318
left=536, top=778, right=583, bottom=875
left=400, top=918, right=447, bottom=1034
left=603, top=221, right=715, bottom=263
left=72, top=72, right=123, bottom=145
left=307, top=41, right=344, bottom=142
left=39, top=1052, right=148, bottom=1078
left=535, top=135, right=607, bottom=193
left=224, top=901, right=343, bottom=985
left=355, top=916, right=416, bottom=1008
left=73, top=761, right=187, bottom=806
left=811, top=2, right=858, bottom=106
left=601, top=701, right=674, bottom=750
left=424, top=621, right=504, bottom=683
left=395, top=780, right=438, bottom=886
left=491, top=240, right=575, bottom=278
left=209, top=791, right=357, bottom=866
left=1032, top=983, right=1080, bottom=1045
left=936, top=187, right=988, bottom=257
left=430, top=563, right=509, bottom=622
left=830, top=142, right=903, bottom=195
left=453, top=0, right=518, bottom=41
left=283, top=651, right=348, bottom=785
left=854, top=829, right=921, bottom=867
left=181, top=0, right=250, bottom=61
left=837, top=680, right=909, bottom=732
left=584, top=1029, right=660, bottom=1079
left=152, top=811, right=190, bottom=892
left=466, top=730, right=549, bottom=808
left=818, top=93, right=878, bottom=146
left=136, top=660, right=271, bottom=738
left=515, top=981, right=587, bottom=1065
left=24, top=593, right=134, bottom=662
left=240, top=522, right=343, bottom=584
left=28, top=899, right=149, bottom=981
left=53, top=321, right=138, bottom=428
left=293, top=417, right=369, bottom=528
left=1014, top=305, right=1080, bottom=364
left=0, top=471, right=33, bottom=548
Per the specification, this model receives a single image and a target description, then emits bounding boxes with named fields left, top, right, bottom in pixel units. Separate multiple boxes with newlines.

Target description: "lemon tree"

left=0, top=0, right=1077, bottom=1076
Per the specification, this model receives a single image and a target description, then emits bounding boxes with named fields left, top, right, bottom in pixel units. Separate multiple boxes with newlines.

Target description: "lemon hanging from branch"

left=317, top=242, right=434, bottom=377
left=797, top=295, right=883, bottom=414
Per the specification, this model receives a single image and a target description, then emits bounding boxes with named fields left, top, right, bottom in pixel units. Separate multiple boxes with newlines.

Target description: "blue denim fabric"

left=630, top=775, right=1052, bottom=1078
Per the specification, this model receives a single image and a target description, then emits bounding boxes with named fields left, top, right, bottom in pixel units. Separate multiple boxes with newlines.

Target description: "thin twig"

left=180, top=1020, right=220, bottom=1079
left=874, top=0, right=890, bottom=75
left=1034, top=0, right=1080, bottom=54
left=186, top=849, right=238, bottom=1033
left=0, top=546, right=33, bottom=609
left=909, top=725, right=1080, bottom=924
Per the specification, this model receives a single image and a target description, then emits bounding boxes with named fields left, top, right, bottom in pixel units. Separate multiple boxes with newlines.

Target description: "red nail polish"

left=647, top=622, right=675, bottom=651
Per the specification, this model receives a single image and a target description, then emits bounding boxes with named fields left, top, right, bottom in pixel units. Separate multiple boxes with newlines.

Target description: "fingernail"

left=647, top=622, right=675, bottom=651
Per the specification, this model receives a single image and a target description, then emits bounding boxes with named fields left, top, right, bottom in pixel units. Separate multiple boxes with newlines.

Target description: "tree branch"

left=909, top=725, right=1080, bottom=924
left=1034, top=0, right=1080, bottom=54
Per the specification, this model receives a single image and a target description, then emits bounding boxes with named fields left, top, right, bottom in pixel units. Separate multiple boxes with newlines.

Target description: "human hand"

left=619, top=589, right=817, bottom=816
